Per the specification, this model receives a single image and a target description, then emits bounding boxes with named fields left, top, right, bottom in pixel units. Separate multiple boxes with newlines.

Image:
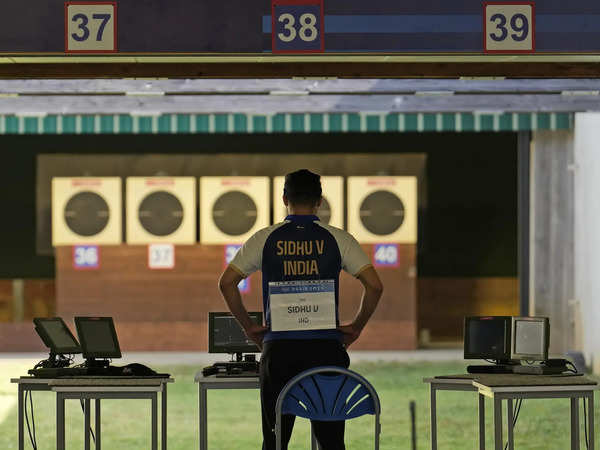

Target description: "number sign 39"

left=272, top=0, right=324, bottom=53
left=484, top=3, right=534, bottom=53
left=65, top=2, right=117, bottom=53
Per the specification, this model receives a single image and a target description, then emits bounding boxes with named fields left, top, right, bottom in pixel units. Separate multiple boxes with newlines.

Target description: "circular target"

left=359, top=190, right=405, bottom=235
left=213, top=191, right=258, bottom=236
left=64, top=191, right=110, bottom=237
left=317, top=196, right=332, bottom=224
left=138, top=191, right=184, bottom=236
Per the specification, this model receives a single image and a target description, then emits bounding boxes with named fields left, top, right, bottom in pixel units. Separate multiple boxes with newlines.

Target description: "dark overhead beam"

left=0, top=62, right=600, bottom=79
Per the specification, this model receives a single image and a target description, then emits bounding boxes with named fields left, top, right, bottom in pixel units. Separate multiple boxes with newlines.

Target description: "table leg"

left=494, top=398, right=503, bottom=450
left=199, top=385, right=208, bottom=450
left=507, top=399, right=514, bottom=450
left=479, top=394, right=485, bottom=450
left=85, top=398, right=91, bottom=450
left=430, top=385, right=437, bottom=450
left=57, top=393, right=65, bottom=450
left=18, top=384, right=24, bottom=450
left=162, top=383, right=167, bottom=450
left=570, top=397, right=580, bottom=450
left=95, top=399, right=101, bottom=450
left=310, top=423, right=318, bottom=450
left=588, top=393, right=594, bottom=450
left=152, top=393, right=158, bottom=450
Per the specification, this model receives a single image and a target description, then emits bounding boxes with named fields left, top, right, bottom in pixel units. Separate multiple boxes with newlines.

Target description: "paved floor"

left=0, top=349, right=463, bottom=366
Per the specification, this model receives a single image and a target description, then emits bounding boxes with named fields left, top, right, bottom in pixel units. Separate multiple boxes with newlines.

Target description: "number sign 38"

left=65, top=2, right=117, bottom=53
left=272, top=0, right=324, bottom=53
left=484, top=3, right=534, bottom=53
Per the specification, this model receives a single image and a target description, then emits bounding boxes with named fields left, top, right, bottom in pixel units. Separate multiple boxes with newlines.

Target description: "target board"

left=272, top=176, right=344, bottom=228
left=126, top=177, right=196, bottom=244
left=200, top=177, right=270, bottom=245
left=52, top=177, right=122, bottom=246
left=347, top=176, right=417, bottom=244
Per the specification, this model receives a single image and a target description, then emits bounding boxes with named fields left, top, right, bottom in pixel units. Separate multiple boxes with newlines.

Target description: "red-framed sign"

left=271, top=0, right=324, bottom=53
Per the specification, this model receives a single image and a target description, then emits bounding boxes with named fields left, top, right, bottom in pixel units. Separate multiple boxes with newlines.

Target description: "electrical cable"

left=503, top=398, right=523, bottom=450
left=30, top=389, right=38, bottom=450
left=80, top=399, right=96, bottom=444
left=24, top=391, right=38, bottom=450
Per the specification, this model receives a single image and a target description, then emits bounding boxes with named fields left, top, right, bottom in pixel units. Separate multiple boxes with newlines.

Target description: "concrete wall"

left=574, top=114, right=600, bottom=367
left=530, top=131, right=575, bottom=355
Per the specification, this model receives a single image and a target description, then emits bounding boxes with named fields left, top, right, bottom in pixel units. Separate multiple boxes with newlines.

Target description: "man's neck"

left=287, top=206, right=317, bottom=216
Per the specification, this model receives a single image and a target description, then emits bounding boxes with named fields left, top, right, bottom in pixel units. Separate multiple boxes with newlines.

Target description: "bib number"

left=269, top=280, right=335, bottom=332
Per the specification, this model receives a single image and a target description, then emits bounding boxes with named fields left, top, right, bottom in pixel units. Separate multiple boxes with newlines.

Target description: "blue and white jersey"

left=229, top=214, right=372, bottom=342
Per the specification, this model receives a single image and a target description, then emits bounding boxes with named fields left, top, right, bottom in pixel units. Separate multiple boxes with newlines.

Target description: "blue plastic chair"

left=275, top=366, right=381, bottom=450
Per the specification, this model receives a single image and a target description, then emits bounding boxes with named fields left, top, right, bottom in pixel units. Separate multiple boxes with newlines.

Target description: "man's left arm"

left=218, top=266, right=267, bottom=349
left=338, top=266, right=383, bottom=347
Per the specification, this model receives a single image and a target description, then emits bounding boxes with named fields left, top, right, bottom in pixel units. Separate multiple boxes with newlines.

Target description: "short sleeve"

left=229, top=223, right=285, bottom=277
left=229, top=234, right=262, bottom=277
left=341, top=234, right=372, bottom=277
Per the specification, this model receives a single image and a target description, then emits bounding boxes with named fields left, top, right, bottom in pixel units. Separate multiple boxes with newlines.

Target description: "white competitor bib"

left=269, top=280, right=336, bottom=332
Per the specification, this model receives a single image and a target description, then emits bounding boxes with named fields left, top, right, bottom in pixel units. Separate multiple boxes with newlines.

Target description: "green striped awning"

left=0, top=112, right=573, bottom=135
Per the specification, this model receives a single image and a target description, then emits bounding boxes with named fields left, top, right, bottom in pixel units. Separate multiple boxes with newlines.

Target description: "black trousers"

left=260, top=339, right=350, bottom=450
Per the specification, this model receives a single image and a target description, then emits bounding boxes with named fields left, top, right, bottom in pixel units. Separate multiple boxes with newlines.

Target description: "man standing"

left=218, top=169, right=383, bottom=450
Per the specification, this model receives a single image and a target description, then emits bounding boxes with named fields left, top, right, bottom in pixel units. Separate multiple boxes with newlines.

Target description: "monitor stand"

left=467, top=359, right=519, bottom=374
left=210, top=353, right=259, bottom=373
left=84, top=358, right=111, bottom=369
left=38, top=351, right=71, bottom=369
left=230, top=352, right=257, bottom=363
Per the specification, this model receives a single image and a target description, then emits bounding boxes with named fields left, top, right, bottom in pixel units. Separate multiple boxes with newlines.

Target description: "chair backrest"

left=276, top=366, right=381, bottom=422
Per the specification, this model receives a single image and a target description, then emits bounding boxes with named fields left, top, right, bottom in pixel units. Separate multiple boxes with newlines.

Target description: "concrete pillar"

left=530, top=130, right=575, bottom=355
left=574, top=113, right=600, bottom=368
left=12, top=279, right=24, bottom=322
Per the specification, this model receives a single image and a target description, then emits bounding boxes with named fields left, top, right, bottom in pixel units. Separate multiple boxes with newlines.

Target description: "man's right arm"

left=218, top=266, right=267, bottom=348
left=338, top=266, right=383, bottom=347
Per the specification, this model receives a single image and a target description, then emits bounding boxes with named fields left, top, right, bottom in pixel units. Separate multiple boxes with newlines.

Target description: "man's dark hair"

left=284, top=169, right=322, bottom=207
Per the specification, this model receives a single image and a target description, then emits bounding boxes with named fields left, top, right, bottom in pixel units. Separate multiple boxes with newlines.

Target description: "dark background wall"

left=0, top=132, right=518, bottom=279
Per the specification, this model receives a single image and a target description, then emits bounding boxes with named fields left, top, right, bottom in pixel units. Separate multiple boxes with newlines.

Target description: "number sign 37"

left=65, top=2, right=117, bottom=53
left=272, top=0, right=324, bottom=53
left=484, top=3, right=534, bottom=53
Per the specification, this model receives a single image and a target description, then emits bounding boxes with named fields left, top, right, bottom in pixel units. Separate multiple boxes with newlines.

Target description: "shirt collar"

left=285, top=214, right=319, bottom=223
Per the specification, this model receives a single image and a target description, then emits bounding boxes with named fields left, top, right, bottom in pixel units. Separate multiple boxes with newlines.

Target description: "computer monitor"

left=74, top=317, right=121, bottom=361
left=463, top=316, right=512, bottom=362
left=33, top=317, right=81, bottom=355
left=511, top=316, right=549, bottom=361
left=208, top=311, right=263, bottom=355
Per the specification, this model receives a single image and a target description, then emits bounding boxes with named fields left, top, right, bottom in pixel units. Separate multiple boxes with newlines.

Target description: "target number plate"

left=224, top=244, right=251, bottom=293
left=148, top=243, right=175, bottom=270
left=65, top=2, right=117, bottom=53
left=484, top=2, right=535, bottom=53
left=272, top=0, right=324, bottom=53
left=73, top=245, right=100, bottom=269
left=373, top=244, right=399, bottom=268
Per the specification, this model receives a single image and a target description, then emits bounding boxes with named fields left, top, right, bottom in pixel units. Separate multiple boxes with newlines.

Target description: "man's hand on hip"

left=245, top=323, right=268, bottom=350
left=338, top=323, right=361, bottom=348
